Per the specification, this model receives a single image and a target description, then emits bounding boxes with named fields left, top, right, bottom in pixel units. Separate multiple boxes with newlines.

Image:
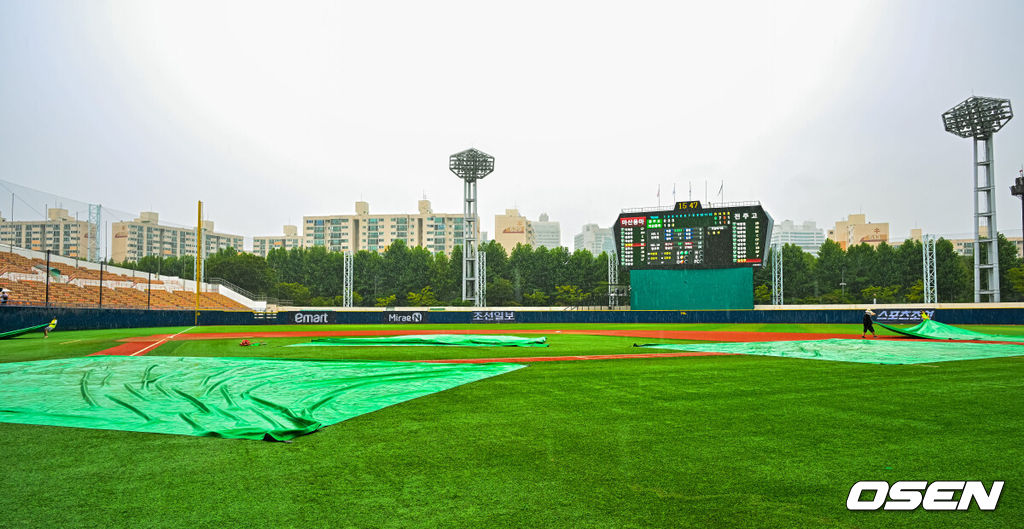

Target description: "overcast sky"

left=2, top=0, right=1024, bottom=251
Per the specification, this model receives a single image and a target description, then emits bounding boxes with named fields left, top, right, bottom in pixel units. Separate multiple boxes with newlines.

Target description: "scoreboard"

left=614, top=201, right=773, bottom=270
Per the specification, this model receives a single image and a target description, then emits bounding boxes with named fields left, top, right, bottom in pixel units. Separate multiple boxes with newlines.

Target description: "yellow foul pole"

left=195, top=200, right=203, bottom=326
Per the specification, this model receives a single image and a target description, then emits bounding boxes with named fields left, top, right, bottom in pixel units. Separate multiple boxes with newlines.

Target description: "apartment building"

left=111, top=212, right=243, bottom=262
left=303, top=200, right=476, bottom=254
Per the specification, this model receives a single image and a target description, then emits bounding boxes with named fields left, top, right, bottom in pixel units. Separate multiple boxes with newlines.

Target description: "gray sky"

left=2, top=0, right=1024, bottom=250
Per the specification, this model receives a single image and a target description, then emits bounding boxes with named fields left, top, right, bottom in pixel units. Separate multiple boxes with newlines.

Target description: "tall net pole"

left=608, top=252, right=618, bottom=307
left=922, top=234, right=937, bottom=303
left=477, top=248, right=486, bottom=307
left=195, top=200, right=203, bottom=325
left=449, top=148, right=494, bottom=304
left=87, top=203, right=101, bottom=262
left=771, top=242, right=783, bottom=305
left=343, top=250, right=353, bottom=307
left=942, top=96, right=1013, bottom=302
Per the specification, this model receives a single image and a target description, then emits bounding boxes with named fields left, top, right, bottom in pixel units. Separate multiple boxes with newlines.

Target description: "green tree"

left=205, top=248, right=274, bottom=294
left=272, top=282, right=310, bottom=305
left=781, top=244, right=813, bottom=302
left=753, top=283, right=771, bottom=304
left=814, top=239, right=846, bottom=301
left=998, top=233, right=1024, bottom=301
left=554, top=284, right=587, bottom=306
left=375, top=294, right=397, bottom=307
left=406, top=286, right=440, bottom=306
left=935, top=238, right=971, bottom=302
left=487, top=277, right=516, bottom=306
left=522, top=289, right=549, bottom=306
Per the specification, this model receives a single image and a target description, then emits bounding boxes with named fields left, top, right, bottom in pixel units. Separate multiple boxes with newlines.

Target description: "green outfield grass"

left=1, top=323, right=1022, bottom=528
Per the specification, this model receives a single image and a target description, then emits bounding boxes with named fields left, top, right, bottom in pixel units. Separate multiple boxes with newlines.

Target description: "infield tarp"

left=636, top=339, right=1024, bottom=364
left=875, top=319, right=1024, bottom=343
left=0, top=356, right=524, bottom=441
left=287, top=334, right=548, bottom=347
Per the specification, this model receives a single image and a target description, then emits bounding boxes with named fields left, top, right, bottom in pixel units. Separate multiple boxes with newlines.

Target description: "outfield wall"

left=2, top=305, right=1023, bottom=331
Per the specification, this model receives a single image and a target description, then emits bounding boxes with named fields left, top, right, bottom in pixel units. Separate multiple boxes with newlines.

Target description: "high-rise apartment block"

left=532, top=213, right=562, bottom=249
left=0, top=208, right=93, bottom=258
left=303, top=200, right=475, bottom=254
left=253, top=225, right=302, bottom=257
left=111, top=212, right=243, bottom=262
left=574, top=223, right=615, bottom=255
left=770, top=220, right=826, bottom=255
left=494, top=209, right=535, bottom=253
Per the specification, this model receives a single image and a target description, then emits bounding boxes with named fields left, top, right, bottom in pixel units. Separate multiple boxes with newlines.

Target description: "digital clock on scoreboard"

left=614, top=201, right=773, bottom=270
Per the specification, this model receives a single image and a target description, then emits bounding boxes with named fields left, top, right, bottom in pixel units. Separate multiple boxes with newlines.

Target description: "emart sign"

left=290, top=312, right=334, bottom=324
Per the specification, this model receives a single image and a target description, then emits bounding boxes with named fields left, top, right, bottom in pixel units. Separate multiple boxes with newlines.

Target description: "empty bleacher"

left=0, top=252, right=249, bottom=310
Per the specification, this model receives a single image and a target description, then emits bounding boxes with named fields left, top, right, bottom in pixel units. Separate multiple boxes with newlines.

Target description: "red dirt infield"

left=90, top=328, right=900, bottom=358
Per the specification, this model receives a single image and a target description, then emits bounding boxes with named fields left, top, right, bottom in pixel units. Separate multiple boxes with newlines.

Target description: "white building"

left=770, top=220, right=826, bottom=256
left=253, top=225, right=303, bottom=257
left=533, top=213, right=562, bottom=249
left=574, top=223, right=615, bottom=255
left=111, top=212, right=243, bottom=262
left=303, top=200, right=476, bottom=254
left=0, top=208, right=94, bottom=259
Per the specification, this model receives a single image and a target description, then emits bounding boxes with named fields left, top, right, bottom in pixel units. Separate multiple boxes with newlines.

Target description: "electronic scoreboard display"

left=614, top=201, right=773, bottom=270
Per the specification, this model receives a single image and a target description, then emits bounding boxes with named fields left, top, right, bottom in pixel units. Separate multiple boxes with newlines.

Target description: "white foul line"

left=130, top=326, right=196, bottom=356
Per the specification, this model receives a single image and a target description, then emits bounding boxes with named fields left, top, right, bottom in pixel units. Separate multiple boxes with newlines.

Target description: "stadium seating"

left=0, top=256, right=248, bottom=310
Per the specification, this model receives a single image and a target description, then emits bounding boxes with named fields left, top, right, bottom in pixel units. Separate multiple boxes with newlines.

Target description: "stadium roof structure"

left=942, top=96, right=1013, bottom=138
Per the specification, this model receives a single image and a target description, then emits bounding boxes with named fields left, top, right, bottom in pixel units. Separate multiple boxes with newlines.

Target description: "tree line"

left=753, top=235, right=1024, bottom=304
left=112, top=234, right=1024, bottom=306
left=113, top=240, right=617, bottom=307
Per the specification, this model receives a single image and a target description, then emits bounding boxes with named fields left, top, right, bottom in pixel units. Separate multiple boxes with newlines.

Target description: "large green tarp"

left=0, top=356, right=524, bottom=441
left=636, top=339, right=1024, bottom=364
left=876, top=319, right=1024, bottom=343
left=287, top=334, right=548, bottom=348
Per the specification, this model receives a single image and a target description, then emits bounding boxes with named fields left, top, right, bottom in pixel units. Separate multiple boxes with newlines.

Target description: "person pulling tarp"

left=0, top=318, right=57, bottom=339
left=876, top=318, right=1024, bottom=343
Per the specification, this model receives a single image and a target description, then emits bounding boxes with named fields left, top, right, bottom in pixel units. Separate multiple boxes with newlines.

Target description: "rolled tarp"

left=0, top=318, right=57, bottom=339
left=876, top=319, right=1024, bottom=343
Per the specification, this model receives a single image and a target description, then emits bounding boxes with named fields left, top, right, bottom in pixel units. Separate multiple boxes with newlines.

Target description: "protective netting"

left=287, top=334, right=548, bottom=347
left=0, top=356, right=524, bottom=440
left=636, top=338, right=1024, bottom=364
left=876, top=319, right=1024, bottom=343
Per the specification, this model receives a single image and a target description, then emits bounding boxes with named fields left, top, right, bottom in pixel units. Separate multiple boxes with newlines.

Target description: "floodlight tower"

left=449, top=148, right=494, bottom=305
left=942, top=96, right=1013, bottom=302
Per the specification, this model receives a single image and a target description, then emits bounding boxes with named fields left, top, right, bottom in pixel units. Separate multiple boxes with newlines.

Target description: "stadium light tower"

left=942, top=96, right=1013, bottom=302
left=449, top=148, right=494, bottom=305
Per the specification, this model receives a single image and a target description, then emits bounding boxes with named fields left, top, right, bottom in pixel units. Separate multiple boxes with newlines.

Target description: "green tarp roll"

left=0, top=319, right=57, bottom=339
left=287, top=334, right=548, bottom=348
left=876, top=319, right=1024, bottom=343
left=0, top=356, right=524, bottom=441
left=636, top=339, right=1024, bottom=364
